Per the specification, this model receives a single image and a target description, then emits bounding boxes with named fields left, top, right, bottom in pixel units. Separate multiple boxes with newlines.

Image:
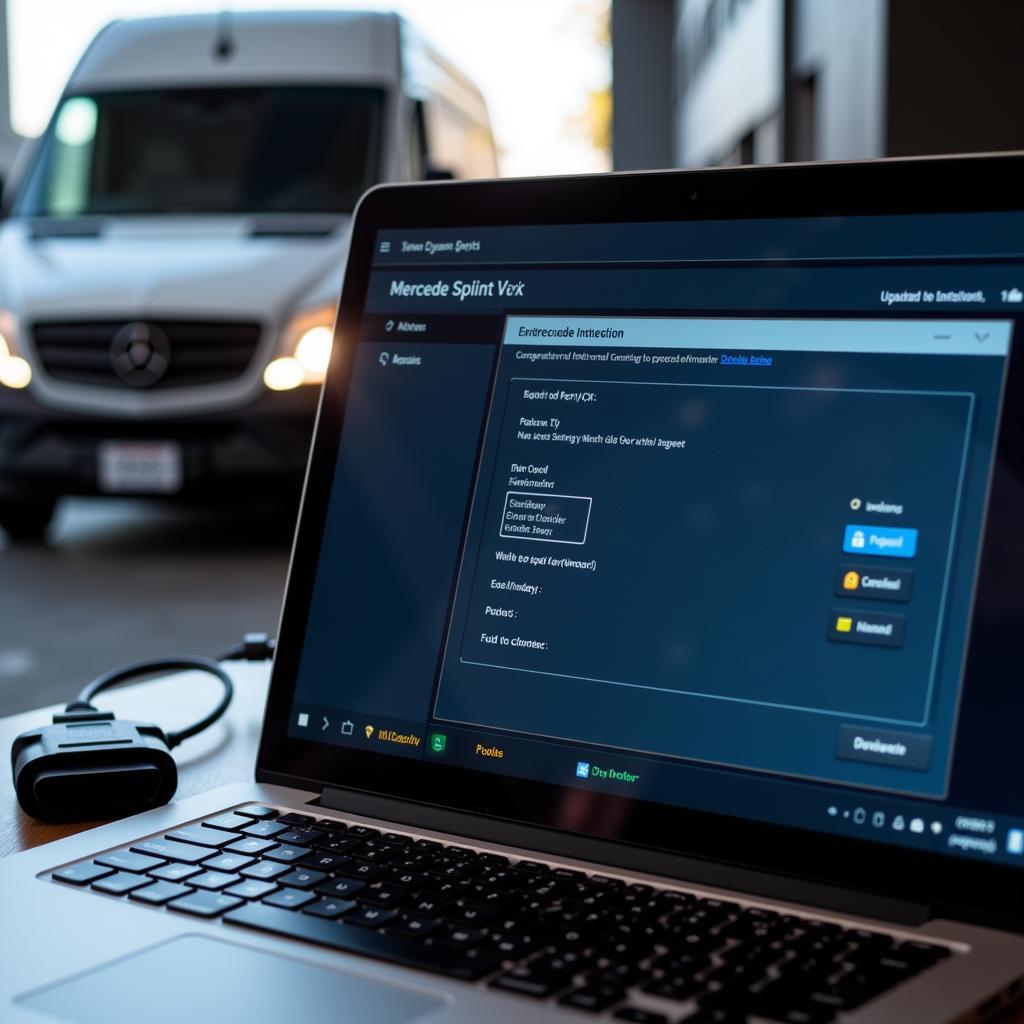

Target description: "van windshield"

left=16, top=85, right=385, bottom=217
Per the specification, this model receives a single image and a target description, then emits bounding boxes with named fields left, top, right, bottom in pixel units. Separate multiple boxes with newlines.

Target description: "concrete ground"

left=0, top=497, right=294, bottom=716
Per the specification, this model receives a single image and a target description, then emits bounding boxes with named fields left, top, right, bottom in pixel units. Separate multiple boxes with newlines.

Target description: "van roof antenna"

left=214, top=7, right=236, bottom=62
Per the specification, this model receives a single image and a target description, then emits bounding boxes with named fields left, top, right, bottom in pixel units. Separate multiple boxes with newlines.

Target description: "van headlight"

left=264, top=304, right=336, bottom=391
left=0, top=311, right=31, bottom=389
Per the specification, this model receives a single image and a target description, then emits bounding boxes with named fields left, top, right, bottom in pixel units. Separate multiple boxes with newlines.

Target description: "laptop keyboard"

left=51, top=804, right=952, bottom=1022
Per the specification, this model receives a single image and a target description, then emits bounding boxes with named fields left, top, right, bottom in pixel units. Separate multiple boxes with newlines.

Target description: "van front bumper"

left=0, top=386, right=320, bottom=500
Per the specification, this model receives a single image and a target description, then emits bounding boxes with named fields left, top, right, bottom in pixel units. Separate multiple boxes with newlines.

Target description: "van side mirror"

left=424, top=163, right=455, bottom=181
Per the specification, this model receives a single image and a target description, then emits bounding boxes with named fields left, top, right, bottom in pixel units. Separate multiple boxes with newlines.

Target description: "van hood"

left=0, top=215, right=350, bottom=324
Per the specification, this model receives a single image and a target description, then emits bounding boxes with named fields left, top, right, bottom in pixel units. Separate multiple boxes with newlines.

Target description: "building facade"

left=613, top=0, right=1024, bottom=170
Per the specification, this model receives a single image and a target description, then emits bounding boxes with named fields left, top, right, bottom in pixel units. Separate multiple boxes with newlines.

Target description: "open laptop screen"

left=285, top=210, right=1024, bottom=869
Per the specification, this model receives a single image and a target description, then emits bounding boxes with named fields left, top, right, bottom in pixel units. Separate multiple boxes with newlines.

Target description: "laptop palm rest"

left=17, top=935, right=445, bottom=1024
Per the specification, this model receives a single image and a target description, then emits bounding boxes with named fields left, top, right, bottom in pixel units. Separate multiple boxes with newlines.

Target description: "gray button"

left=828, top=608, right=905, bottom=647
left=837, top=725, right=932, bottom=771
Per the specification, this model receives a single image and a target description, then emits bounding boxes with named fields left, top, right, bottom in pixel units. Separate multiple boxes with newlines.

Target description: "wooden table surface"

left=0, top=659, right=270, bottom=858
left=2, top=663, right=1022, bottom=1020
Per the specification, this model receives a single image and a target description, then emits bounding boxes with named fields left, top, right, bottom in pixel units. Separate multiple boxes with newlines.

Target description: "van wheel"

left=0, top=496, right=57, bottom=542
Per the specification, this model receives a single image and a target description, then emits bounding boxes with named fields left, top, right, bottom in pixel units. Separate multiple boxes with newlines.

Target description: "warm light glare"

left=0, top=331, right=8, bottom=361
left=295, top=325, right=333, bottom=375
left=263, top=356, right=304, bottom=391
left=0, top=355, right=32, bottom=389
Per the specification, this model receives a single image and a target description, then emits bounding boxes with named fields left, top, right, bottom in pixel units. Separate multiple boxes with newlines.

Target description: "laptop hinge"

left=317, top=787, right=931, bottom=927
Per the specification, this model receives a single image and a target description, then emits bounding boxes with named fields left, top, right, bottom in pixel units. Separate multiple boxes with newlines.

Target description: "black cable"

left=66, top=656, right=234, bottom=749
left=216, top=632, right=276, bottom=663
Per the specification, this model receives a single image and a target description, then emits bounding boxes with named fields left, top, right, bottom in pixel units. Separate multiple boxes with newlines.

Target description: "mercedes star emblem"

left=110, top=322, right=170, bottom=387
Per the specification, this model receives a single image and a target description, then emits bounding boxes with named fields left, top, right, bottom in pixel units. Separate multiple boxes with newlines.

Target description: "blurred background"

left=0, top=0, right=1022, bottom=715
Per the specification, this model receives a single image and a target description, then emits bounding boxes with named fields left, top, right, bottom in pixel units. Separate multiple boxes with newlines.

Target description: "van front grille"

left=33, top=320, right=262, bottom=389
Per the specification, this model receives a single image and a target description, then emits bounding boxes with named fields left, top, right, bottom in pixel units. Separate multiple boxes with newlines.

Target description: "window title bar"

left=374, top=213, right=1024, bottom=267
left=502, top=317, right=1012, bottom=357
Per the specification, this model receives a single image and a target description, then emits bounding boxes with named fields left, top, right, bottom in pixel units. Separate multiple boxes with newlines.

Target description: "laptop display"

left=281, top=208, right=1024, bottom=872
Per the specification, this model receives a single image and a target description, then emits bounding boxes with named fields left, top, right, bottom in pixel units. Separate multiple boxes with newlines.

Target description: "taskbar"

left=288, top=703, right=1024, bottom=868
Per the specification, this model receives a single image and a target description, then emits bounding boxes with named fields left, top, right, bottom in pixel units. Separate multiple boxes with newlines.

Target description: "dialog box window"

left=434, top=317, right=1011, bottom=797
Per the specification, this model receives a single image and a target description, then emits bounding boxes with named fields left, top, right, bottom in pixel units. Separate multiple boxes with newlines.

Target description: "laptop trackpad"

left=18, top=935, right=446, bottom=1024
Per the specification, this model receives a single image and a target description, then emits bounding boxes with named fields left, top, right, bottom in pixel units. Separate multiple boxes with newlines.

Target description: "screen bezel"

left=257, top=154, right=1024, bottom=928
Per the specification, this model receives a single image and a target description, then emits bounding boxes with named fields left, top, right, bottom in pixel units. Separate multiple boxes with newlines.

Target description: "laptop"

left=5, top=155, right=1024, bottom=1024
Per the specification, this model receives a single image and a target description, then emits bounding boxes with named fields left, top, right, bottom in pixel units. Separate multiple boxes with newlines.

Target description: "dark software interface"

left=289, top=213, right=1024, bottom=866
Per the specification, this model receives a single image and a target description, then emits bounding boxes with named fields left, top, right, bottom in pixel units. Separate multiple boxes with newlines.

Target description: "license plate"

left=97, top=441, right=183, bottom=494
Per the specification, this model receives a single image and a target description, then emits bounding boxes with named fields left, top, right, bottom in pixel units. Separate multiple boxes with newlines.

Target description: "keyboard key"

left=263, top=888, right=317, bottom=910
left=224, top=837, right=278, bottom=856
left=149, top=862, right=203, bottom=883
left=241, top=820, right=289, bottom=838
left=515, top=859, right=549, bottom=874
left=447, top=904, right=495, bottom=926
left=552, top=867, right=586, bottom=881
left=360, top=886, right=406, bottom=908
left=641, top=977, right=703, bottom=1001
left=336, top=861, right=387, bottom=881
left=531, top=951, right=586, bottom=976
left=93, top=872, right=150, bottom=895
left=276, top=828, right=325, bottom=847
left=277, top=812, right=317, bottom=826
left=263, top=844, right=309, bottom=864
left=304, top=898, right=357, bottom=919
left=316, top=818, right=348, bottom=831
left=613, top=1009, right=669, bottom=1024
left=438, top=926, right=484, bottom=948
left=559, top=982, right=626, bottom=1013
left=240, top=860, right=292, bottom=881
left=675, top=1011, right=743, bottom=1024
left=53, top=862, right=114, bottom=886
left=410, top=895, right=450, bottom=916
left=346, top=826, right=381, bottom=838
left=225, top=879, right=279, bottom=900
left=316, top=877, right=367, bottom=900
left=304, top=852, right=351, bottom=872
left=490, top=965, right=571, bottom=999
left=387, top=916, right=440, bottom=938
left=95, top=850, right=166, bottom=873
left=344, top=905, right=398, bottom=928
left=592, top=963, right=650, bottom=987
left=168, top=890, right=244, bottom=918
left=203, top=812, right=255, bottom=832
left=240, top=805, right=280, bottom=820
left=315, top=836, right=363, bottom=855
left=131, top=838, right=213, bottom=864
left=129, top=881, right=192, bottom=905
left=166, top=825, right=238, bottom=849
left=201, top=852, right=255, bottom=873
left=278, top=868, right=327, bottom=890
left=488, top=932, right=542, bottom=958
left=190, top=871, right=242, bottom=891
left=388, top=869, right=429, bottom=889
left=225, top=902, right=500, bottom=980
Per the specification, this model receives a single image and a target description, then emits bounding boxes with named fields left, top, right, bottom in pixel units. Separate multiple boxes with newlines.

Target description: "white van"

left=0, top=10, right=497, bottom=539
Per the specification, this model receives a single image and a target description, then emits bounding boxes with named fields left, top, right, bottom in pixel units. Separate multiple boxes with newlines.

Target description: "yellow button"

left=835, top=616, right=853, bottom=633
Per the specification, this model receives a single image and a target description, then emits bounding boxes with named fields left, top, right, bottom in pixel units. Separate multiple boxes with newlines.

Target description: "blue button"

left=843, top=524, right=918, bottom=558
